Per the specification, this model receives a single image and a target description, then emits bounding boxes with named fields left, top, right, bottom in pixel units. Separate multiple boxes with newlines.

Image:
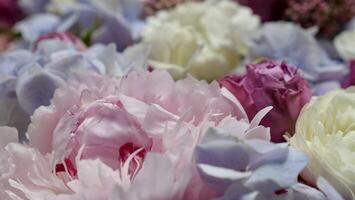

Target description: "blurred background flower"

left=142, top=0, right=260, bottom=81
left=236, top=0, right=287, bottom=22
left=18, top=0, right=49, bottom=15
left=0, top=0, right=24, bottom=29
left=289, top=87, right=355, bottom=199
left=0, top=0, right=145, bottom=51
left=45, top=0, right=144, bottom=50
left=249, top=22, right=346, bottom=95
left=342, top=60, right=355, bottom=88
left=284, top=0, right=355, bottom=38
left=334, top=27, right=355, bottom=61
left=143, top=0, right=198, bottom=16
left=0, top=33, right=11, bottom=52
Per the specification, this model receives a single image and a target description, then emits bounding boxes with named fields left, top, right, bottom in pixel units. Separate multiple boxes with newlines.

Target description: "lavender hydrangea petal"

left=48, top=0, right=140, bottom=49
left=0, top=76, right=17, bottom=98
left=119, top=0, right=144, bottom=20
left=91, top=15, right=133, bottom=51
left=249, top=22, right=346, bottom=94
left=196, top=140, right=250, bottom=172
left=312, top=81, right=342, bottom=96
left=245, top=147, right=308, bottom=194
left=116, top=44, right=150, bottom=75
left=46, top=51, right=103, bottom=77
left=0, top=98, right=30, bottom=139
left=18, top=0, right=49, bottom=14
left=0, top=49, right=33, bottom=76
left=16, top=64, right=66, bottom=113
left=317, top=177, right=344, bottom=200
left=14, top=14, right=62, bottom=42
left=279, top=183, right=327, bottom=200
left=195, top=125, right=315, bottom=199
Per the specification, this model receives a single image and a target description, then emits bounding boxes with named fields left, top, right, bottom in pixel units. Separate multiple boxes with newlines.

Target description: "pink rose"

left=0, top=70, right=269, bottom=200
left=219, top=59, right=311, bottom=142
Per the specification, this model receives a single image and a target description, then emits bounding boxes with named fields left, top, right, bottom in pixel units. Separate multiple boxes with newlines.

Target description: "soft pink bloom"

left=0, top=127, right=17, bottom=149
left=0, top=70, right=270, bottom=200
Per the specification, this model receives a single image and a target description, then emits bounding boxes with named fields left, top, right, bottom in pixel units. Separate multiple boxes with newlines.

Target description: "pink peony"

left=219, top=60, right=311, bottom=143
left=0, top=70, right=270, bottom=200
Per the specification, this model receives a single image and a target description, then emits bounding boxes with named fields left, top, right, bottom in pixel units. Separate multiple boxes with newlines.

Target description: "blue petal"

left=16, top=64, right=65, bottom=114
left=15, top=13, right=61, bottom=42
left=250, top=22, right=346, bottom=85
left=244, top=147, right=308, bottom=194
left=92, top=15, right=133, bottom=51
left=0, top=49, right=33, bottom=76
left=196, top=140, right=250, bottom=171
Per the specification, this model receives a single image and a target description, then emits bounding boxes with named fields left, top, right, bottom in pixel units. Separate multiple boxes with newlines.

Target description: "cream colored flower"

left=334, top=29, right=355, bottom=61
left=141, top=0, right=260, bottom=81
left=289, top=87, right=355, bottom=199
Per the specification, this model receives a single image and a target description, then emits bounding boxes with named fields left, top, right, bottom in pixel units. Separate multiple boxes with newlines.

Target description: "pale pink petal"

left=220, top=87, right=248, bottom=120
left=64, top=159, right=122, bottom=200
left=129, top=153, right=187, bottom=200
left=1, top=144, right=70, bottom=199
left=119, top=95, right=149, bottom=123
left=245, top=126, right=271, bottom=141
left=0, top=127, right=18, bottom=149
left=249, top=106, right=273, bottom=129
left=142, top=104, right=179, bottom=136
left=28, top=85, right=82, bottom=154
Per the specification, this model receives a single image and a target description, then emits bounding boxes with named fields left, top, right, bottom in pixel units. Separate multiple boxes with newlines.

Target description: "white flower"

left=334, top=28, right=355, bottom=61
left=289, top=87, right=355, bottom=199
left=141, top=0, right=260, bottom=81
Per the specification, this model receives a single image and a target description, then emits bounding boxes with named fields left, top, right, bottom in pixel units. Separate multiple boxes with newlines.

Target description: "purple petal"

left=16, top=65, right=65, bottom=113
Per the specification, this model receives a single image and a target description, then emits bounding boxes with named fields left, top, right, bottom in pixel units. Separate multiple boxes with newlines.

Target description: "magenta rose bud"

left=219, top=59, right=311, bottom=142
left=342, top=60, right=355, bottom=88
left=0, top=0, right=23, bottom=28
left=236, top=0, right=287, bottom=22
left=33, top=32, right=86, bottom=51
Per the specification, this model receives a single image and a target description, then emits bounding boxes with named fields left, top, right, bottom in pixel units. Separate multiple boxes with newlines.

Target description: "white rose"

left=334, top=29, right=355, bottom=61
left=289, top=88, right=355, bottom=199
left=141, top=0, right=260, bottom=81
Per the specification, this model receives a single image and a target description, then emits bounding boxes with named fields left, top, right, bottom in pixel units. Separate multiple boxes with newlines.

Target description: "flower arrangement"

left=0, top=0, right=354, bottom=199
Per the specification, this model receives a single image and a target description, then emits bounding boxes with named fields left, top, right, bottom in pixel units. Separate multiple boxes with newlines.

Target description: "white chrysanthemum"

left=141, top=0, right=260, bottom=81
left=289, top=87, right=355, bottom=199
left=334, top=29, right=355, bottom=61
